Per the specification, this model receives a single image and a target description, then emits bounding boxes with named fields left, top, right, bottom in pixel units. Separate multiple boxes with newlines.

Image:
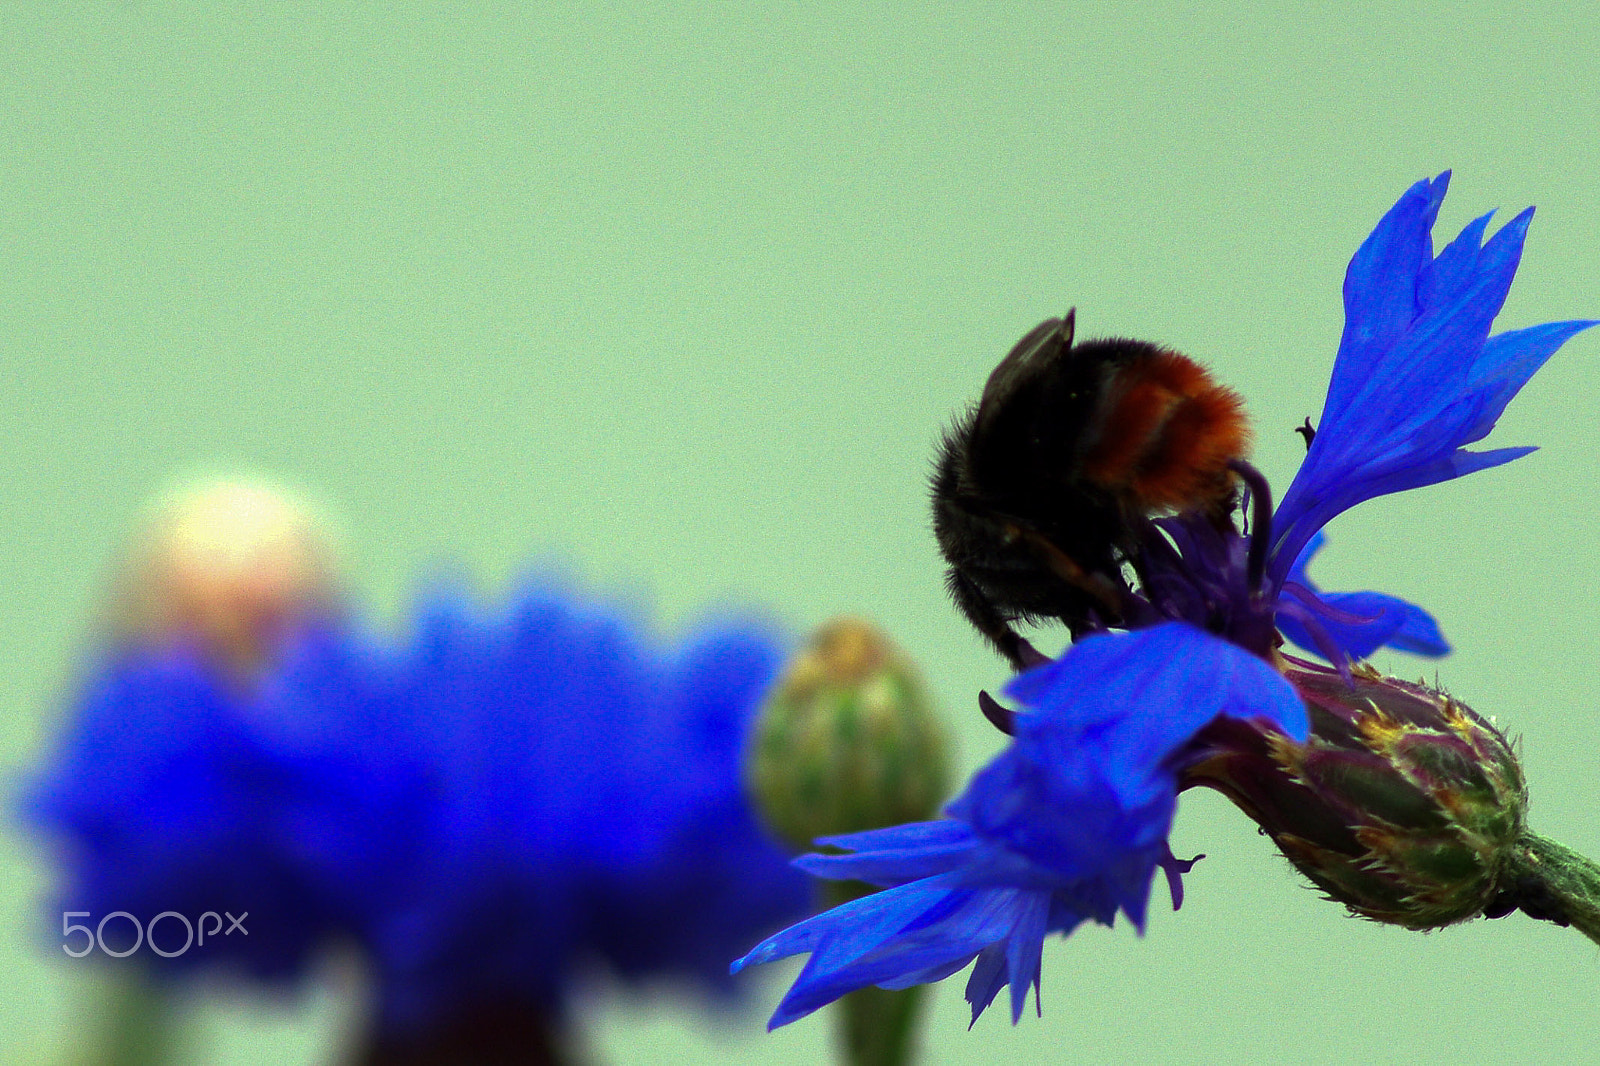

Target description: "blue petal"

left=1280, top=589, right=1449, bottom=661
left=1324, top=173, right=1450, bottom=417
left=1380, top=606, right=1451, bottom=656
left=798, top=822, right=980, bottom=886
left=1002, top=891, right=1049, bottom=1023
left=965, top=944, right=1009, bottom=1025
left=1276, top=531, right=1450, bottom=661
left=1003, top=623, right=1309, bottom=748
left=736, top=878, right=1055, bottom=1028
left=1463, top=320, right=1600, bottom=442
left=736, top=624, right=1304, bottom=1027
left=816, top=820, right=978, bottom=852
left=1270, top=175, right=1597, bottom=582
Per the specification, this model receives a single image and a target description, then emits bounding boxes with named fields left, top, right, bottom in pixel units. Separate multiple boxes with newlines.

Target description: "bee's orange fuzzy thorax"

left=1081, top=349, right=1251, bottom=511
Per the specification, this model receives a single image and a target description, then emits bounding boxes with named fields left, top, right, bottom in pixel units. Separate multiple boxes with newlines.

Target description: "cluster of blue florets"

left=24, top=583, right=812, bottom=1037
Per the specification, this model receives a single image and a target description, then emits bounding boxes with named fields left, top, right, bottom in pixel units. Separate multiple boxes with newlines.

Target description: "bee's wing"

left=976, top=310, right=1075, bottom=431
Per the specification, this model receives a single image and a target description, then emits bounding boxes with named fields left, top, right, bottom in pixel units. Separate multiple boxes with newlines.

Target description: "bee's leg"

left=946, top=567, right=1037, bottom=671
left=1013, top=527, right=1126, bottom=621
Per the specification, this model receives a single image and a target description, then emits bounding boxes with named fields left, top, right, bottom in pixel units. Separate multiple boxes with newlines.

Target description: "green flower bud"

left=748, top=617, right=950, bottom=853
left=1187, top=659, right=1527, bottom=930
left=748, top=618, right=950, bottom=1066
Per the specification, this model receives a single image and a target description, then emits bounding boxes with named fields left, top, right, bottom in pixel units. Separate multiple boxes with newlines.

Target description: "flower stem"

left=1508, top=832, right=1600, bottom=945
left=827, top=881, right=925, bottom=1066
left=89, top=972, right=173, bottom=1066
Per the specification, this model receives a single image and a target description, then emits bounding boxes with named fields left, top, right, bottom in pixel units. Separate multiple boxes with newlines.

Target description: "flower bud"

left=108, top=478, right=344, bottom=677
left=1184, top=659, right=1527, bottom=929
left=747, top=617, right=950, bottom=852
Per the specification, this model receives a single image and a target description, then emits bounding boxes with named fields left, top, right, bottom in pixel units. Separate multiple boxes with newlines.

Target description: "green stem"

left=826, top=881, right=925, bottom=1066
left=87, top=971, right=174, bottom=1066
left=1508, top=832, right=1600, bottom=945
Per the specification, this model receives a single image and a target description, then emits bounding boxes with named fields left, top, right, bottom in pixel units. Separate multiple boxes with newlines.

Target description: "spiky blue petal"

left=1276, top=531, right=1450, bottom=661
left=1271, top=172, right=1597, bottom=584
left=733, top=624, right=1304, bottom=1027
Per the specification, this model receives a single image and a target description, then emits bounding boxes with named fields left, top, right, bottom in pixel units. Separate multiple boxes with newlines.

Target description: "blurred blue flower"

left=577, top=626, right=819, bottom=993
left=737, top=174, right=1596, bottom=1028
left=260, top=586, right=810, bottom=1034
left=25, top=581, right=811, bottom=1041
left=24, top=649, right=337, bottom=980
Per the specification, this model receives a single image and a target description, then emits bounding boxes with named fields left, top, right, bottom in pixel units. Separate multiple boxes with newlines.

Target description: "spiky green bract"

left=732, top=624, right=1306, bottom=1028
left=1184, top=658, right=1526, bottom=928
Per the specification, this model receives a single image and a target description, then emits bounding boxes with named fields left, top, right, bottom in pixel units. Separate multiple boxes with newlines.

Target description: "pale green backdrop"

left=4, top=4, right=1599, bottom=1064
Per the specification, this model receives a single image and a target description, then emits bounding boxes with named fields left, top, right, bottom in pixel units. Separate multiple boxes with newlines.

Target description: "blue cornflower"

left=736, top=174, right=1596, bottom=1027
left=25, top=580, right=811, bottom=1044
left=1129, top=171, right=1596, bottom=664
left=1267, top=172, right=1597, bottom=661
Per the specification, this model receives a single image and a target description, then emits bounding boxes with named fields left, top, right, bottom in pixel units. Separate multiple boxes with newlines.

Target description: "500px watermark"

left=61, top=911, right=248, bottom=958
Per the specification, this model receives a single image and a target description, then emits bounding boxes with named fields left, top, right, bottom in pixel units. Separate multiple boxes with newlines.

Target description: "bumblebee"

left=931, top=310, right=1250, bottom=669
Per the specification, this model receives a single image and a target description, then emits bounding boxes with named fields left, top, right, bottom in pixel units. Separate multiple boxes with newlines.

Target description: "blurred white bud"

left=109, top=478, right=344, bottom=676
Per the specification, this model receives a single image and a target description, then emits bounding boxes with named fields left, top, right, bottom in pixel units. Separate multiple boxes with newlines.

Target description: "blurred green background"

left=4, top=3, right=1599, bottom=1063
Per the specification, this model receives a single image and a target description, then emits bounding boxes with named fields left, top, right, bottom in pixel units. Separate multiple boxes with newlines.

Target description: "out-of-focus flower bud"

left=107, top=478, right=343, bottom=677
left=747, top=617, right=950, bottom=853
left=746, top=618, right=950, bottom=1066
left=1185, top=659, right=1526, bottom=929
